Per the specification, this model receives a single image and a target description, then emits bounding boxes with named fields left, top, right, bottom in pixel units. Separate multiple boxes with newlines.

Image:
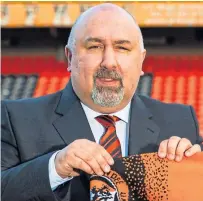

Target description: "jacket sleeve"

left=1, top=101, right=60, bottom=201
left=189, top=106, right=203, bottom=151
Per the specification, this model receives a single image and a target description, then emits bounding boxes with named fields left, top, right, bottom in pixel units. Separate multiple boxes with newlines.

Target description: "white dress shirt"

left=49, top=101, right=131, bottom=190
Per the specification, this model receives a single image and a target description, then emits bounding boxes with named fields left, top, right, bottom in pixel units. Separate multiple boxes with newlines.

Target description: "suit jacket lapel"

left=52, top=81, right=95, bottom=146
left=128, top=95, right=160, bottom=155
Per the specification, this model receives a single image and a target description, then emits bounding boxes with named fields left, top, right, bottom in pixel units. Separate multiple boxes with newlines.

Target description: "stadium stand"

left=1, top=2, right=203, bottom=136
left=1, top=55, right=203, bottom=134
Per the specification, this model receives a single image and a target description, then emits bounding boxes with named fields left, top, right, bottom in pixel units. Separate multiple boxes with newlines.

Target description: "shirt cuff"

left=49, top=151, right=73, bottom=191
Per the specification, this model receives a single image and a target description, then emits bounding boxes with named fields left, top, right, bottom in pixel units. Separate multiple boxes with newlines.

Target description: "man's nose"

left=100, top=47, right=118, bottom=69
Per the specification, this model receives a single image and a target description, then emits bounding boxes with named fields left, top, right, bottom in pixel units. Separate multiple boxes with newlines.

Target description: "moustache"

left=94, top=68, right=122, bottom=80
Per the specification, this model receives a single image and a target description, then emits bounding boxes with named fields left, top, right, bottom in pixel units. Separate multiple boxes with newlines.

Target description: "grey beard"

left=91, top=85, right=124, bottom=107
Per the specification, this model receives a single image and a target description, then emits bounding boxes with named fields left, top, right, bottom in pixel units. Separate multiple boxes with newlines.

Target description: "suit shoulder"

left=137, top=95, right=197, bottom=125
left=137, top=95, right=200, bottom=143
left=138, top=95, right=191, bottom=111
left=2, top=91, right=62, bottom=112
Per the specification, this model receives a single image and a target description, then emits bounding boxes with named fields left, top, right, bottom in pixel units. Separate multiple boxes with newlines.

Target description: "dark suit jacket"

left=1, top=82, right=203, bottom=201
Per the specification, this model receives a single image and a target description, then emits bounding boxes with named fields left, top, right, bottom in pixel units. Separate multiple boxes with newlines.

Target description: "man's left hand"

left=158, top=136, right=201, bottom=162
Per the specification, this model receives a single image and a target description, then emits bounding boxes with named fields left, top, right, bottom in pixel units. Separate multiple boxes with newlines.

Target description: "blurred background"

left=1, top=1, right=203, bottom=135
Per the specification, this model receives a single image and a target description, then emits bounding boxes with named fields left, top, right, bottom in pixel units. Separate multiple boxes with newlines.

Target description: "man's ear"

left=142, top=49, right=146, bottom=63
left=65, top=46, right=72, bottom=72
left=141, top=49, right=146, bottom=76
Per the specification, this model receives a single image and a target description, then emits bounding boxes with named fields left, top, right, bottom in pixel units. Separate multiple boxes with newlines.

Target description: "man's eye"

left=88, top=46, right=102, bottom=49
left=117, top=46, right=129, bottom=51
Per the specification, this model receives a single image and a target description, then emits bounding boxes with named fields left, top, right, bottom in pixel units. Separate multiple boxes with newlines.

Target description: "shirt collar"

left=81, top=101, right=131, bottom=123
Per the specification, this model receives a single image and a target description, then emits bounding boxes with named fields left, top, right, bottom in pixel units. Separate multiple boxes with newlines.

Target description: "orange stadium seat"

left=33, top=74, right=70, bottom=97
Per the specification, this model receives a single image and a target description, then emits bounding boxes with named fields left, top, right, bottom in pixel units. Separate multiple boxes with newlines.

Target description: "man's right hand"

left=55, top=139, right=114, bottom=178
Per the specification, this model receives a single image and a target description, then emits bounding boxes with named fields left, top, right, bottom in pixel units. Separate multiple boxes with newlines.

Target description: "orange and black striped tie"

left=95, top=115, right=122, bottom=158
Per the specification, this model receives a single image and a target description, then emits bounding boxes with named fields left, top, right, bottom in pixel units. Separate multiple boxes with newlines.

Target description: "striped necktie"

left=95, top=115, right=122, bottom=158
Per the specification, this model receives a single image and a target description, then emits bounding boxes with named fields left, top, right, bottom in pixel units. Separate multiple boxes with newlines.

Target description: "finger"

left=75, top=150, right=104, bottom=176
left=83, top=142, right=114, bottom=166
left=167, top=136, right=181, bottom=160
left=95, top=145, right=114, bottom=173
left=99, top=146, right=114, bottom=165
left=70, top=170, right=80, bottom=177
left=94, top=152, right=111, bottom=174
left=82, top=142, right=113, bottom=174
left=185, top=144, right=201, bottom=157
left=158, top=140, right=168, bottom=158
left=68, top=153, right=94, bottom=175
left=175, top=138, right=192, bottom=162
left=85, top=144, right=113, bottom=174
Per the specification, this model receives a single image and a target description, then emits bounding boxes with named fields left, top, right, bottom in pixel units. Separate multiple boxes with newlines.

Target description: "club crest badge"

left=90, top=170, right=129, bottom=201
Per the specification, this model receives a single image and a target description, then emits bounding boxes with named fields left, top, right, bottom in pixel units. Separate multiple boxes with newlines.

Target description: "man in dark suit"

left=1, top=3, right=202, bottom=201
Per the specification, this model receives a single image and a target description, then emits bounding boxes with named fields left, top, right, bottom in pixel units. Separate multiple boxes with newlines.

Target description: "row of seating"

left=2, top=56, right=67, bottom=74
left=143, top=55, right=203, bottom=73
left=1, top=75, right=38, bottom=100
left=2, top=55, right=203, bottom=74
left=1, top=73, right=153, bottom=100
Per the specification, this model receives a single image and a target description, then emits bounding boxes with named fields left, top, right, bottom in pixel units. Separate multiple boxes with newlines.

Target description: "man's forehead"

left=80, top=25, right=139, bottom=45
left=83, top=36, right=134, bottom=45
left=79, top=21, right=138, bottom=42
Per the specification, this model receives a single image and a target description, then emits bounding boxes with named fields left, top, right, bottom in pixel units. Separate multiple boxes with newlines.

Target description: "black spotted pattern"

left=122, top=153, right=169, bottom=201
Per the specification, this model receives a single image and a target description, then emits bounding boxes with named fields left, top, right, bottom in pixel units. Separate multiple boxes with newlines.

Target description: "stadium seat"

left=136, top=73, right=153, bottom=97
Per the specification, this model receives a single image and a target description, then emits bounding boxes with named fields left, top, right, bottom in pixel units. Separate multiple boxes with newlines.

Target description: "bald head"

left=67, top=3, right=144, bottom=52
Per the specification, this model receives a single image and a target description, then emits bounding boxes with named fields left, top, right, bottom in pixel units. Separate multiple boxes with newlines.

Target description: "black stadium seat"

left=1, top=74, right=38, bottom=100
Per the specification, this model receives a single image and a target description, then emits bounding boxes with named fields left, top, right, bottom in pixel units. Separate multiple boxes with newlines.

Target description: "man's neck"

left=80, top=99, right=132, bottom=114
